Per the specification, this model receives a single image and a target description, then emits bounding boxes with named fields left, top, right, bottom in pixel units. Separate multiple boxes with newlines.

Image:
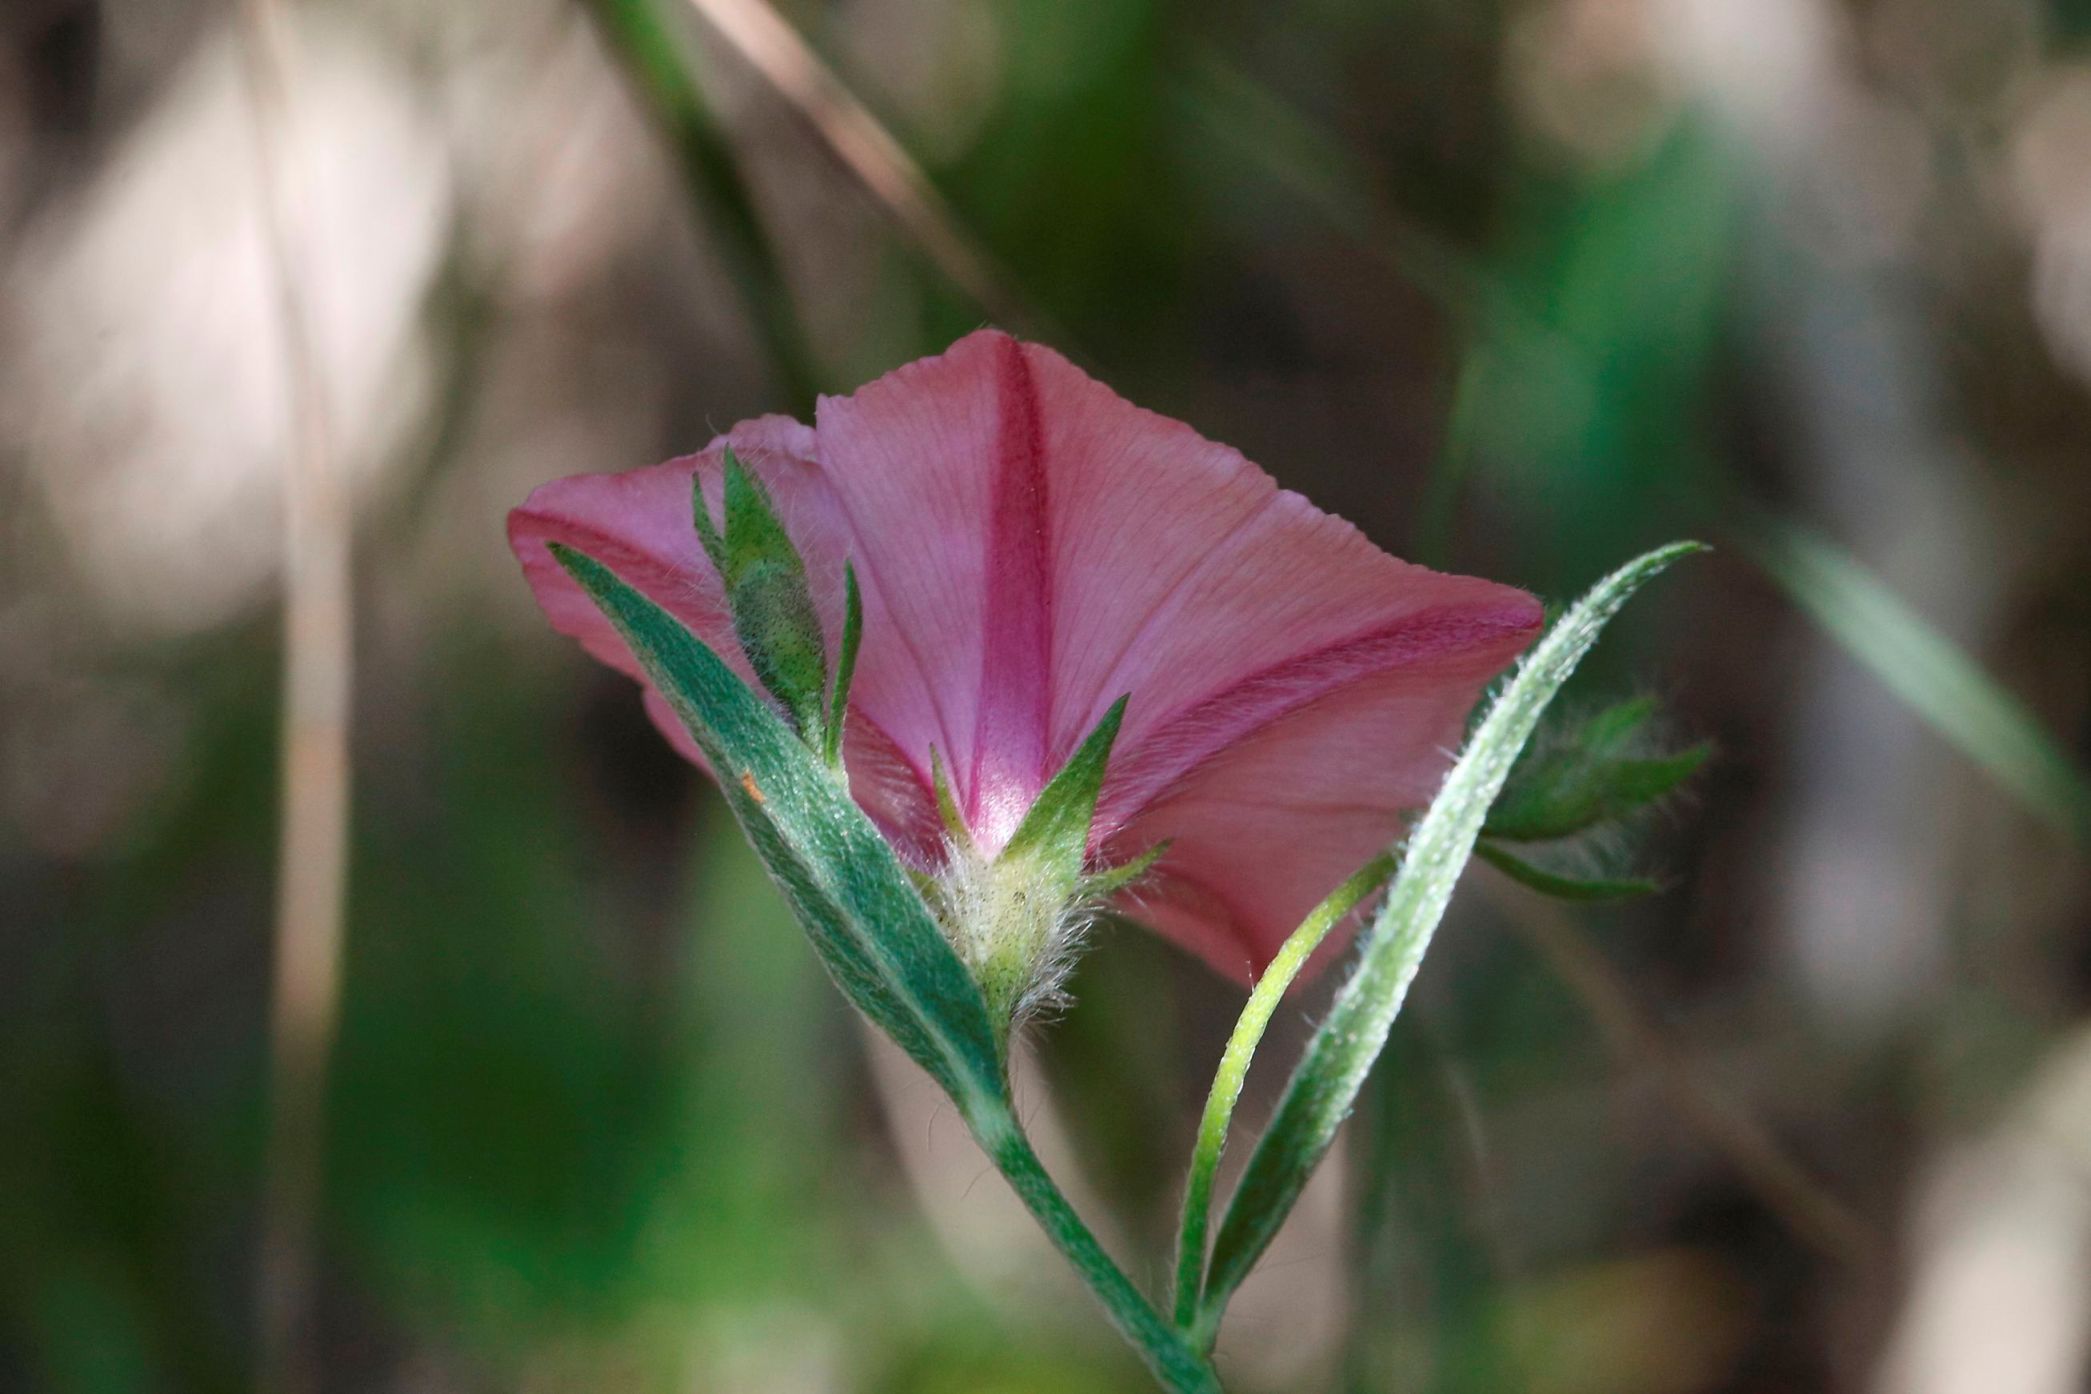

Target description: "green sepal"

left=1078, top=839, right=1170, bottom=900
left=1193, top=542, right=1705, bottom=1344
left=1000, top=696, right=1128, bottom=887
left=822, top=562, right=863, bottom=770
left=693, top=448, right=831, bottom=742
left=549, top=542, right=1003, bottom=1110
left=1484, top=696, right=1710, bottom=843
left=690, top=461, right=729, bottom=579
left=929, top=747, right=973, bottom=853
left=1474, top=839, right=1661, bottom=901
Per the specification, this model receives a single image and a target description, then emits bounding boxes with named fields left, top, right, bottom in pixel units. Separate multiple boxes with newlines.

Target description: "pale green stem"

left=1171, top=853, right=1399, bottom=1327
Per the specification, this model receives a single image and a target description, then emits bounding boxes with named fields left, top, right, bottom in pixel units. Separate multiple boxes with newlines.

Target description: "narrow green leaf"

left=1000, top=696, right=1129, bottom=885
left=1473, top=840, right=1661, bottom=901
left=1195, top=542, right=1704, bottom=1341
left=1173, top=852, right=1397, bottom=1325
left=823, top=561, right=863, bottom=769
left=1741, top=516, right=2091, bottom=844
left=549, top=543, right=1003, bottom=1108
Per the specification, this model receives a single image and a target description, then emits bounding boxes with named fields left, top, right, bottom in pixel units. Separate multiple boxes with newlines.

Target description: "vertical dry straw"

left=236, top=0, right=353, bottom=1389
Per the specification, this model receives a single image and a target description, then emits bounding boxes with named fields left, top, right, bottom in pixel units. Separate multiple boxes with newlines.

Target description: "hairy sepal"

left=927, top=696, right=1140, bottom=1039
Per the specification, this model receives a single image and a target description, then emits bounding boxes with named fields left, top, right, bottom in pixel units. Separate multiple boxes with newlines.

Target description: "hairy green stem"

left=965, top=1098, right=1224, bottom=1394
left=1171, top=854, right=1397, bottom=1327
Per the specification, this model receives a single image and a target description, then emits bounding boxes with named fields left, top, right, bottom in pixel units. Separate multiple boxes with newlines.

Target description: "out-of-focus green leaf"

left=1343, top=1023, right=1521, bottom=1394
left=1468, top=123, right=1742, bottom=586
left=1193, top=542, right=1704, bottom=1341
left=1744, top=517, right=2091, bottom=844
left=1579, top=694, right=1658, bottom=750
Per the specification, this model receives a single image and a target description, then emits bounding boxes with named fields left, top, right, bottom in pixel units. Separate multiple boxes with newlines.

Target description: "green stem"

left=964, top=1098, right=1225, bottom=1394
left=1170, top=854, right=1398, bottom=1330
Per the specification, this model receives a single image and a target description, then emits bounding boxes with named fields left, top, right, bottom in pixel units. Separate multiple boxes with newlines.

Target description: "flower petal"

left=985, top=333, right=1540, bottom=972
left=1109, top=648, right=1525, bottom=983
left=811, top=330, right=1540, bottom=970
left=514, top=333, right=1542, bottom=980
left=1007, top=335, right=1537, bottom=787
left=813, top=331, right=1050, bottom=846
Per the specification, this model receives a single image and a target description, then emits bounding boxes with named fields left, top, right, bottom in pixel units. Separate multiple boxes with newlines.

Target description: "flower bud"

left=694, top=448, right=831, bottom=744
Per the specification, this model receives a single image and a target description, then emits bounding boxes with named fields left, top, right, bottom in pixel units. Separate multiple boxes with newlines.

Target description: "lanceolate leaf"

left=1173, top=852, right=1397, bottom=1325
left=1581, top=694, right=1659, bottom=752
left=1195, top=541, right=1704, bottom=1339
left=1486, top=746, right=1708, bottom=842
left=550, top=543, right=1003, bottom=1109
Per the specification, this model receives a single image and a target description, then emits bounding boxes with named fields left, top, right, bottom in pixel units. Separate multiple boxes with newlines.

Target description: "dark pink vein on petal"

left=968, top=335, right=1053, bottom=845
left=1096, top=602, right=1540, bottom=838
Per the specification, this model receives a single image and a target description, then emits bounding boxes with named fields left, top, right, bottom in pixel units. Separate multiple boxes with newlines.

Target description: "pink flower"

left=510, top=331, right=1541, bottom=983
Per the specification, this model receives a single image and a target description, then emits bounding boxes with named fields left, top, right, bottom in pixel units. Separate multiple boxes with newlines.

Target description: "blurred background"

left=4, top=0, right=2090, bottom=1390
